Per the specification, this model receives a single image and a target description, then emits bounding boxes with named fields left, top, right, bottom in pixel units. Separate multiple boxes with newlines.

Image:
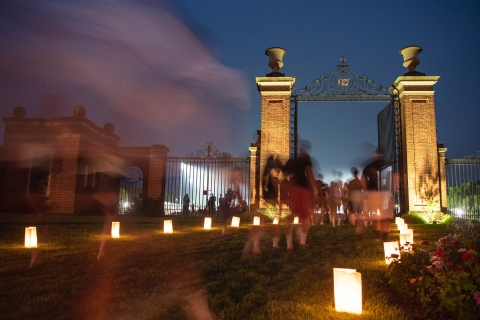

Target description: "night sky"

left=1, top=0, right=479, bottom=184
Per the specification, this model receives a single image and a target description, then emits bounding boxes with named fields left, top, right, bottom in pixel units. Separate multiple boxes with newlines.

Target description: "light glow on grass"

left=204, top=217, right=212, bottom=230
left=384, top=241, right=400, bottom=264
left=164, top=220, right=173, bottom=233
left=231, top=216, right=240, bottom=227
left=111, top=222, right=120, bottom=238
left=25, top=227, right=37, bottom=248
left=333, top=268, right=362, bottom=314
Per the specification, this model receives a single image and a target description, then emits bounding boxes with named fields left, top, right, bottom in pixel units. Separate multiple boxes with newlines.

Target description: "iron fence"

left=446, top=158, right=480, bottom=220
left=164, top=143, right=250, bottom=216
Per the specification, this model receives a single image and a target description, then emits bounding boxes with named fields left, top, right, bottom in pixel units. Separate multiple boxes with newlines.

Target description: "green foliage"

left=405, top=210, right=448, bottom=224
left=386, top=221, right=480, bottom=319
left=402, top=213, right=428, bottom=224
left=448, top=182, right=480, bottom=212
left=261, top=204, right=290, bottom=221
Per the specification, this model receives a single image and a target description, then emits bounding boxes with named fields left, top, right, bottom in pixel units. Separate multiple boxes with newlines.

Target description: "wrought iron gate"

left=290, top=57, right=402, bottom=211
left=164, top=143, right=250, bottom=215
left=119, top=166, right=144, bottom=214
left=446, top=158, right=480, bottom=220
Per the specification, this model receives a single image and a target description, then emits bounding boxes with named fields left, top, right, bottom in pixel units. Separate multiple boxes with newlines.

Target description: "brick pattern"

left=438, top=148, right=448, bottom=209
left=400, top=89, right=441, bottom=212
left=249, top=147, right=259, bottom=210
left=147, top=145, right=169, bottom=202
left=46, top=133, right=81, bottom=214
left=1, top=112, right=171, bottom=215
left=260, top=96, right=291, bottom=190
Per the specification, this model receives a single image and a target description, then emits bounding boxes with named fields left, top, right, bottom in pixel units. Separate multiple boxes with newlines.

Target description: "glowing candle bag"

left=273, top=217, right=279, bottom=225
left=204, top=217, right=212, bottom=230
left=164, top=220, right=173, bottom=233
left=333, top=268, right=362, bottom=314
left=231, top=216, right=240, bottom=227
left=383, top=241, right=400, bottom=264
left=399, top=232, right=413, bottom=247
left=253, top=216, right=260, bottom=225
left=293, top=216, right=299, bottom=224
left=111, top=222, right=120, bottom=238
left=25, top=227, right=37, bottom=248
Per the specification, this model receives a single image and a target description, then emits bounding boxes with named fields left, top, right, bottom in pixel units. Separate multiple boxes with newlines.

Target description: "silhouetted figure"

left=207, top=195, right=216, bottom=216
left=347, top=168, right=364, bottom=227
left=183, top=194, right=190, bottom=215
left=315, top=173, right=327, bottom=225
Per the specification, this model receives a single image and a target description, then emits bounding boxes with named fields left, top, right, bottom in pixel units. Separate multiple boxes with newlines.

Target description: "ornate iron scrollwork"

left=292, top=57, right=394, bottom=102
left=185, top=142, right=231, bottom=159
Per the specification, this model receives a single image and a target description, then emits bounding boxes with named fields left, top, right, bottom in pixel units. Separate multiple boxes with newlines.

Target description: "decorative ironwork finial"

left=291, top=58, right=394, bottom=102
left=185, top=142, right=231, bottom=159
left=337, top=56, right=349, bottom=68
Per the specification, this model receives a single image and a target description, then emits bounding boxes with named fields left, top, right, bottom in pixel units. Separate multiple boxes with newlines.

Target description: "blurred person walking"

left=361, top=150, right=396, bottom=242
left=315, top=173, right=327, bottom=225
left=282, top=140, right=317, bottom=252
left=347, top=168, right=363, bottom=231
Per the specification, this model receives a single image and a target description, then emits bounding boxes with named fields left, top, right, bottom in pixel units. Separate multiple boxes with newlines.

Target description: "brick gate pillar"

left=47, top=133, right=81, bottom=214
left=248, top=146, right=260, bottom=210
left=147, top=144, right=169, bottom=214
left=393, top=75, right=441, bottom=213
left=255, top=48, right=295, bottom=209
left=438, top=143, right=448, bottom=211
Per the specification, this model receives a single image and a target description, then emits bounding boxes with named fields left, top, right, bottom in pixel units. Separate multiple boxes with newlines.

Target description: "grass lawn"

left=0, top=213, right=452, bottom=320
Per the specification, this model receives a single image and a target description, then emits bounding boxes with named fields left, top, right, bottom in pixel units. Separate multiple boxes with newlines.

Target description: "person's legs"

left=300, top=216, right=310, bottom=246
left=273, top=223, right=281, bottom=248
left=285, top=215, right=294, bottom=251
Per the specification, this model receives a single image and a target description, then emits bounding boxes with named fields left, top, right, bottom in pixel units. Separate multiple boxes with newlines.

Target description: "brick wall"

left=395, top=76, right=441, bottom=212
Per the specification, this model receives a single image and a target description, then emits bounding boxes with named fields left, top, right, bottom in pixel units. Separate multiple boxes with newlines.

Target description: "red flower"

left=421, top=241, right=429, bottom=246
left=461, top=252, right=474, bottom=261
left=468, top=243, right=477, bottom=249
left=434, top=250, right=446, bottom=257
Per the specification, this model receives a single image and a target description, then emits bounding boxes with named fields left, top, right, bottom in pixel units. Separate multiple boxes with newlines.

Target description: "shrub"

left=402, top=213, right=428, bottom=224
left=386, top=221, right=480, bottom=319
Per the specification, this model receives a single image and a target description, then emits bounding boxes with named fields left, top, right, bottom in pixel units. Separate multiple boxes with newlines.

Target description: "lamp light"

left=204, top=217, right=212, bottom=230
left=383, top=241, right=400, bottom=264
left=111, top=222, right=120, bottom=238
left=164, top=220, right=173, bottom=233
left=25, top=227, right=37, bottom=248
left=231, top=216, right=240, bottom=227
left=333, top=268, right=362, bottom=314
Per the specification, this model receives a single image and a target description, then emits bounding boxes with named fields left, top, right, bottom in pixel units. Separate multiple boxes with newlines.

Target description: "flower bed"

left=386, top=221, right=480, bottom=319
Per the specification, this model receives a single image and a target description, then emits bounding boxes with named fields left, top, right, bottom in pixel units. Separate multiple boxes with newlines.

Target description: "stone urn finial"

left=399, top=45, right=424, bottom=75
left=265, top=47, right=286, bottom=76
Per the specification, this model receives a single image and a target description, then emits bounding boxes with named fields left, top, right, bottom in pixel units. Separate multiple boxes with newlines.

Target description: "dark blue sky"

left=1, top=0, right=479, bottom=183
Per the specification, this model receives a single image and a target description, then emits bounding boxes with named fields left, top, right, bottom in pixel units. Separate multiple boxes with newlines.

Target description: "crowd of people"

left=249, top=140, right=397, bottom=255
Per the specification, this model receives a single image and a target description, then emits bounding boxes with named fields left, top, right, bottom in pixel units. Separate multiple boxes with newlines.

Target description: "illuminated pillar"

left=249, top=146, right=260, bottom=210
left=393, top=75, right=441, bottom=212
left=255, top=47, right=295, bottom=209
left=438, top=144, right=448, bottom=210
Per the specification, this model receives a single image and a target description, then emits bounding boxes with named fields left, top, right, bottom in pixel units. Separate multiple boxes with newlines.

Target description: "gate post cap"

left=265, top=47, right=286, bottom=75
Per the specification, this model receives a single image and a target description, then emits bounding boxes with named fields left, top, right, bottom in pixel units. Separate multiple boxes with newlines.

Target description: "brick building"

left=0, top=106, right=168, bottom=215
